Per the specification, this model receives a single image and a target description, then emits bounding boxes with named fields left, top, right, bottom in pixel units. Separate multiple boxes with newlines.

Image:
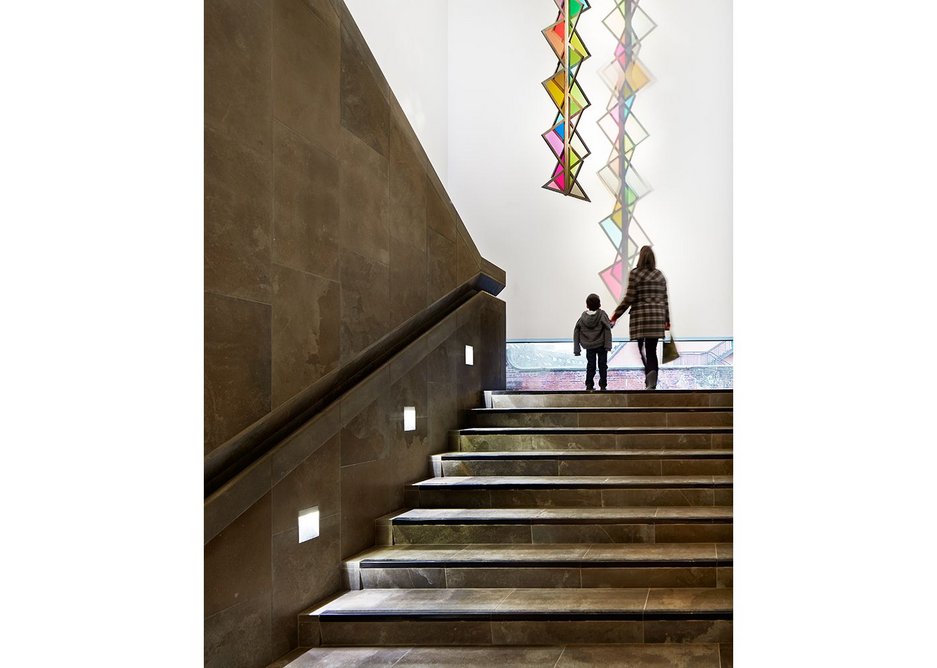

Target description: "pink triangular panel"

left=545, top=130, right=564, bottom=156
left=599, top=259, right=625, bottom=299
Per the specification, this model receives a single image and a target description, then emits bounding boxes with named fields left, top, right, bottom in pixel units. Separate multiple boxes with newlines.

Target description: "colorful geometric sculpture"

left=542, top=0, right=592, bottom=201
left=596, top=0, right=657, bottom=300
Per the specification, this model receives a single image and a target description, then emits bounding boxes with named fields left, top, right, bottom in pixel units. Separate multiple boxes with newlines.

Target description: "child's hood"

left=580, top=310, right=608, bottom=328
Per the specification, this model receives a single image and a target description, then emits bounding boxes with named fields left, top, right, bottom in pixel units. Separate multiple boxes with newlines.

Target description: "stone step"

left=406, top=475, right=733, bottom=509
left=454, top=427, right=732, bottom=452
left=378, top=507, right=733, bottom=546
left=298, top=587, right=733, bottom=647
left=487, top=389, right=733, bottom=409
left=433, top=449, right=733, bottom=477
left=344, top=543, right=732, bottom=590
left=269, top=644, right=731, bottom=668
left=468, top=407, right=733, bottom=429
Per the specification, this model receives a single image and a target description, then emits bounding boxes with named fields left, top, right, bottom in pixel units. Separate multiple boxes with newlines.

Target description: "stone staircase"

left=277, top=390, right=733, bottom=667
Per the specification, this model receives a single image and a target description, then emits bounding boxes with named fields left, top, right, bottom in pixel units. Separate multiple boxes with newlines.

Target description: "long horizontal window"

left=507, top=338, right=733, bottom=390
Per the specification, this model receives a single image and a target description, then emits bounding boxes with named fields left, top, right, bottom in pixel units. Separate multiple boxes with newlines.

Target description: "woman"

left=610, top=246, right=671, bottom=390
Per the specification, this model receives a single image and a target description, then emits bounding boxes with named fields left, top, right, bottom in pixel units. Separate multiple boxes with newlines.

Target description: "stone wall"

left=205, top=293, right=505, bottom=668
left=204, top=1, right=506, bottom=666
left=205, top=0, right=490, bottom=455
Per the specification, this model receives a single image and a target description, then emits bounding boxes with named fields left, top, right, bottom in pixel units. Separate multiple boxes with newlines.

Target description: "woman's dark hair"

left=636, top=245, right=656, bottom=271
left=586, top=293, right=601, bottom=310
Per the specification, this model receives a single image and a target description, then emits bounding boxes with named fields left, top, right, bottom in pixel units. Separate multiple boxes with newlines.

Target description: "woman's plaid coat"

left=612, top=267, right=670, bottom=340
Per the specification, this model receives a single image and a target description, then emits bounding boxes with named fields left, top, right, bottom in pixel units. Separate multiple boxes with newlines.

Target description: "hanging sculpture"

left=596, top=0, right=656, bottom=301
left=541, top=0, right=591, bottom=201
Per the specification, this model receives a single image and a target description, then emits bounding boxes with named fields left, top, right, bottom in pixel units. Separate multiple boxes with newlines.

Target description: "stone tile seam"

left=204, top=120, right=273, bottom=165
left=270, top=510, right=340, bottom=541
left=271, top=116, right=342, bottom=163
left=203, top=288, right=273, bottom=309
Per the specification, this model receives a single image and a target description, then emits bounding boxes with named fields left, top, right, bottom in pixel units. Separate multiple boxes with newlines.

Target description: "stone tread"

left=488, top=390, right=733, bottom=395
left=268, top=644, right=728, bottom=668
left=411, top=475, right=732, bottom=488
left=457, top=427, right=732, bottom=434
left=349, top=542, right=733, bottom=567
left=389, top=507, right=733, bottom=524
left=437, top=449, right=733, bottom=459
left=305, top=587, right=733, bottom=618
left=471, top=407, right=734, bottom=413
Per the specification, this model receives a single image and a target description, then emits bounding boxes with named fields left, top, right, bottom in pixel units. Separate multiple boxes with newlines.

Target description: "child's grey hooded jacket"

left=573, top=309, right=613, bottom=355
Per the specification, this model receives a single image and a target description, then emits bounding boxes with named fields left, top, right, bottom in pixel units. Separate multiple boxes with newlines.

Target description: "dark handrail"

left=204, top=268, right=505, bottom=497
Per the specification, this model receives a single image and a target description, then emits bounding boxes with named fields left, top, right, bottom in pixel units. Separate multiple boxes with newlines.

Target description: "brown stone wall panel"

left=273, top=0, right=341, bottom=156
left=427, top=229, right=458, bottom=305
left=426, top=338, right=460, bottom=384
left=389, top=232, right=428, bottom=330
left=425, top=178, right=457, bottom=242
left=388, top=337, right=428, bottom=387
left=271, top=402, right=341, bottom=485
left=205, top=0, right=272, bottom=153
left=389, top=360, right=432, bottom=484
left=271, top=264, right=341, bottom=407
left=457, top=319, right=484, bottom=412
left=204, top=293, right=272, bottom=453
left=204, top=595, right=273, bottom=668
left=205, top=493, right=272, bottom=618
left=205, top=457, right=273, bottom=545
left=340, top=251, right=390, bottom=363
left=341, top=457, right=404, bottom=558
left=388, top=121, right=427, bottom=246
left=204, top=125, right=273, bottom=303
left=457, top=232, right=481, bottom=285
left=340, top=131, right=390, bottom=265
left=479, top=296, right=507, bottom=391
left=424, top=307, right=462, bottom=353
left=270, top=514, right=342, bottom=659
left=340, top=25, right=390, bottom=157
left=339, top=366, right=389, bottom=427
left=304, top=0, right=340, bottom=30
left=272, top=432, right=341, bottom=535
left=273, top=122, right=341, bottom=280
left=427, top=380, right=460, bottom=454
left=341, top=394, right=391, bottom=467
left=395, top=415, right=432, bottom=485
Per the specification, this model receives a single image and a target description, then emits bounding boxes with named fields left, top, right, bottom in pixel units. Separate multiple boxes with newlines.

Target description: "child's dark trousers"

left=585, top=347, right=608, bottom=390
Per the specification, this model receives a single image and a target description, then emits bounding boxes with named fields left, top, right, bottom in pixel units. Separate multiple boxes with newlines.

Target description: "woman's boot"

left=645, top=370, right=658, bottom=390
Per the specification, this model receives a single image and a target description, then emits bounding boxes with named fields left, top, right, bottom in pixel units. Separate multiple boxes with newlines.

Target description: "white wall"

left=346, top=0, right=732, bottom=338
left=344, top=0, right=450, bottom=185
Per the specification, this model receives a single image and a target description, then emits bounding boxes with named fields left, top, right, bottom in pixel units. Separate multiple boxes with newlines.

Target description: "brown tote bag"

left=662, top=330, right=680, bottom=365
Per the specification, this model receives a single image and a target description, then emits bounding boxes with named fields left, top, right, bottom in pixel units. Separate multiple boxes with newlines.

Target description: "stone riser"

left=391, top=523, right=733, bottom=545
left=455, top=433, right=733, bottom=452
left=440, top=458, right=733, bottom=477
left=489, top=392, right=733, bottom=409
left=406, top=487, right=733, bottom=509
left=301, top=617, right=733, bottom=647
left=353, top=565, right=733, bottom=590
left=469, top=411, right=733, bottom=429
left=270, top=645, right=732, bottom=668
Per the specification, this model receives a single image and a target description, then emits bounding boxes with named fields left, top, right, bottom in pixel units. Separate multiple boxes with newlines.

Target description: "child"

left=573, top=293, right=613, bottom=391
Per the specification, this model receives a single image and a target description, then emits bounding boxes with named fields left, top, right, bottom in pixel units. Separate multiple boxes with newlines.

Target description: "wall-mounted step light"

left=298, top=506, right=320, bottom=543
left=403, top=406, right=416, bottom=432
left=465, top=345, right=474, bottom=366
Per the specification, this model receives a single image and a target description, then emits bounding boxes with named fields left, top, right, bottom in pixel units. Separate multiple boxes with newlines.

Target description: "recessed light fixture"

left=404, top=406, right=416, bottom=431
left=465, top=345, right=474, bottom=366
left=298, top=506, right=320, bottom=543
